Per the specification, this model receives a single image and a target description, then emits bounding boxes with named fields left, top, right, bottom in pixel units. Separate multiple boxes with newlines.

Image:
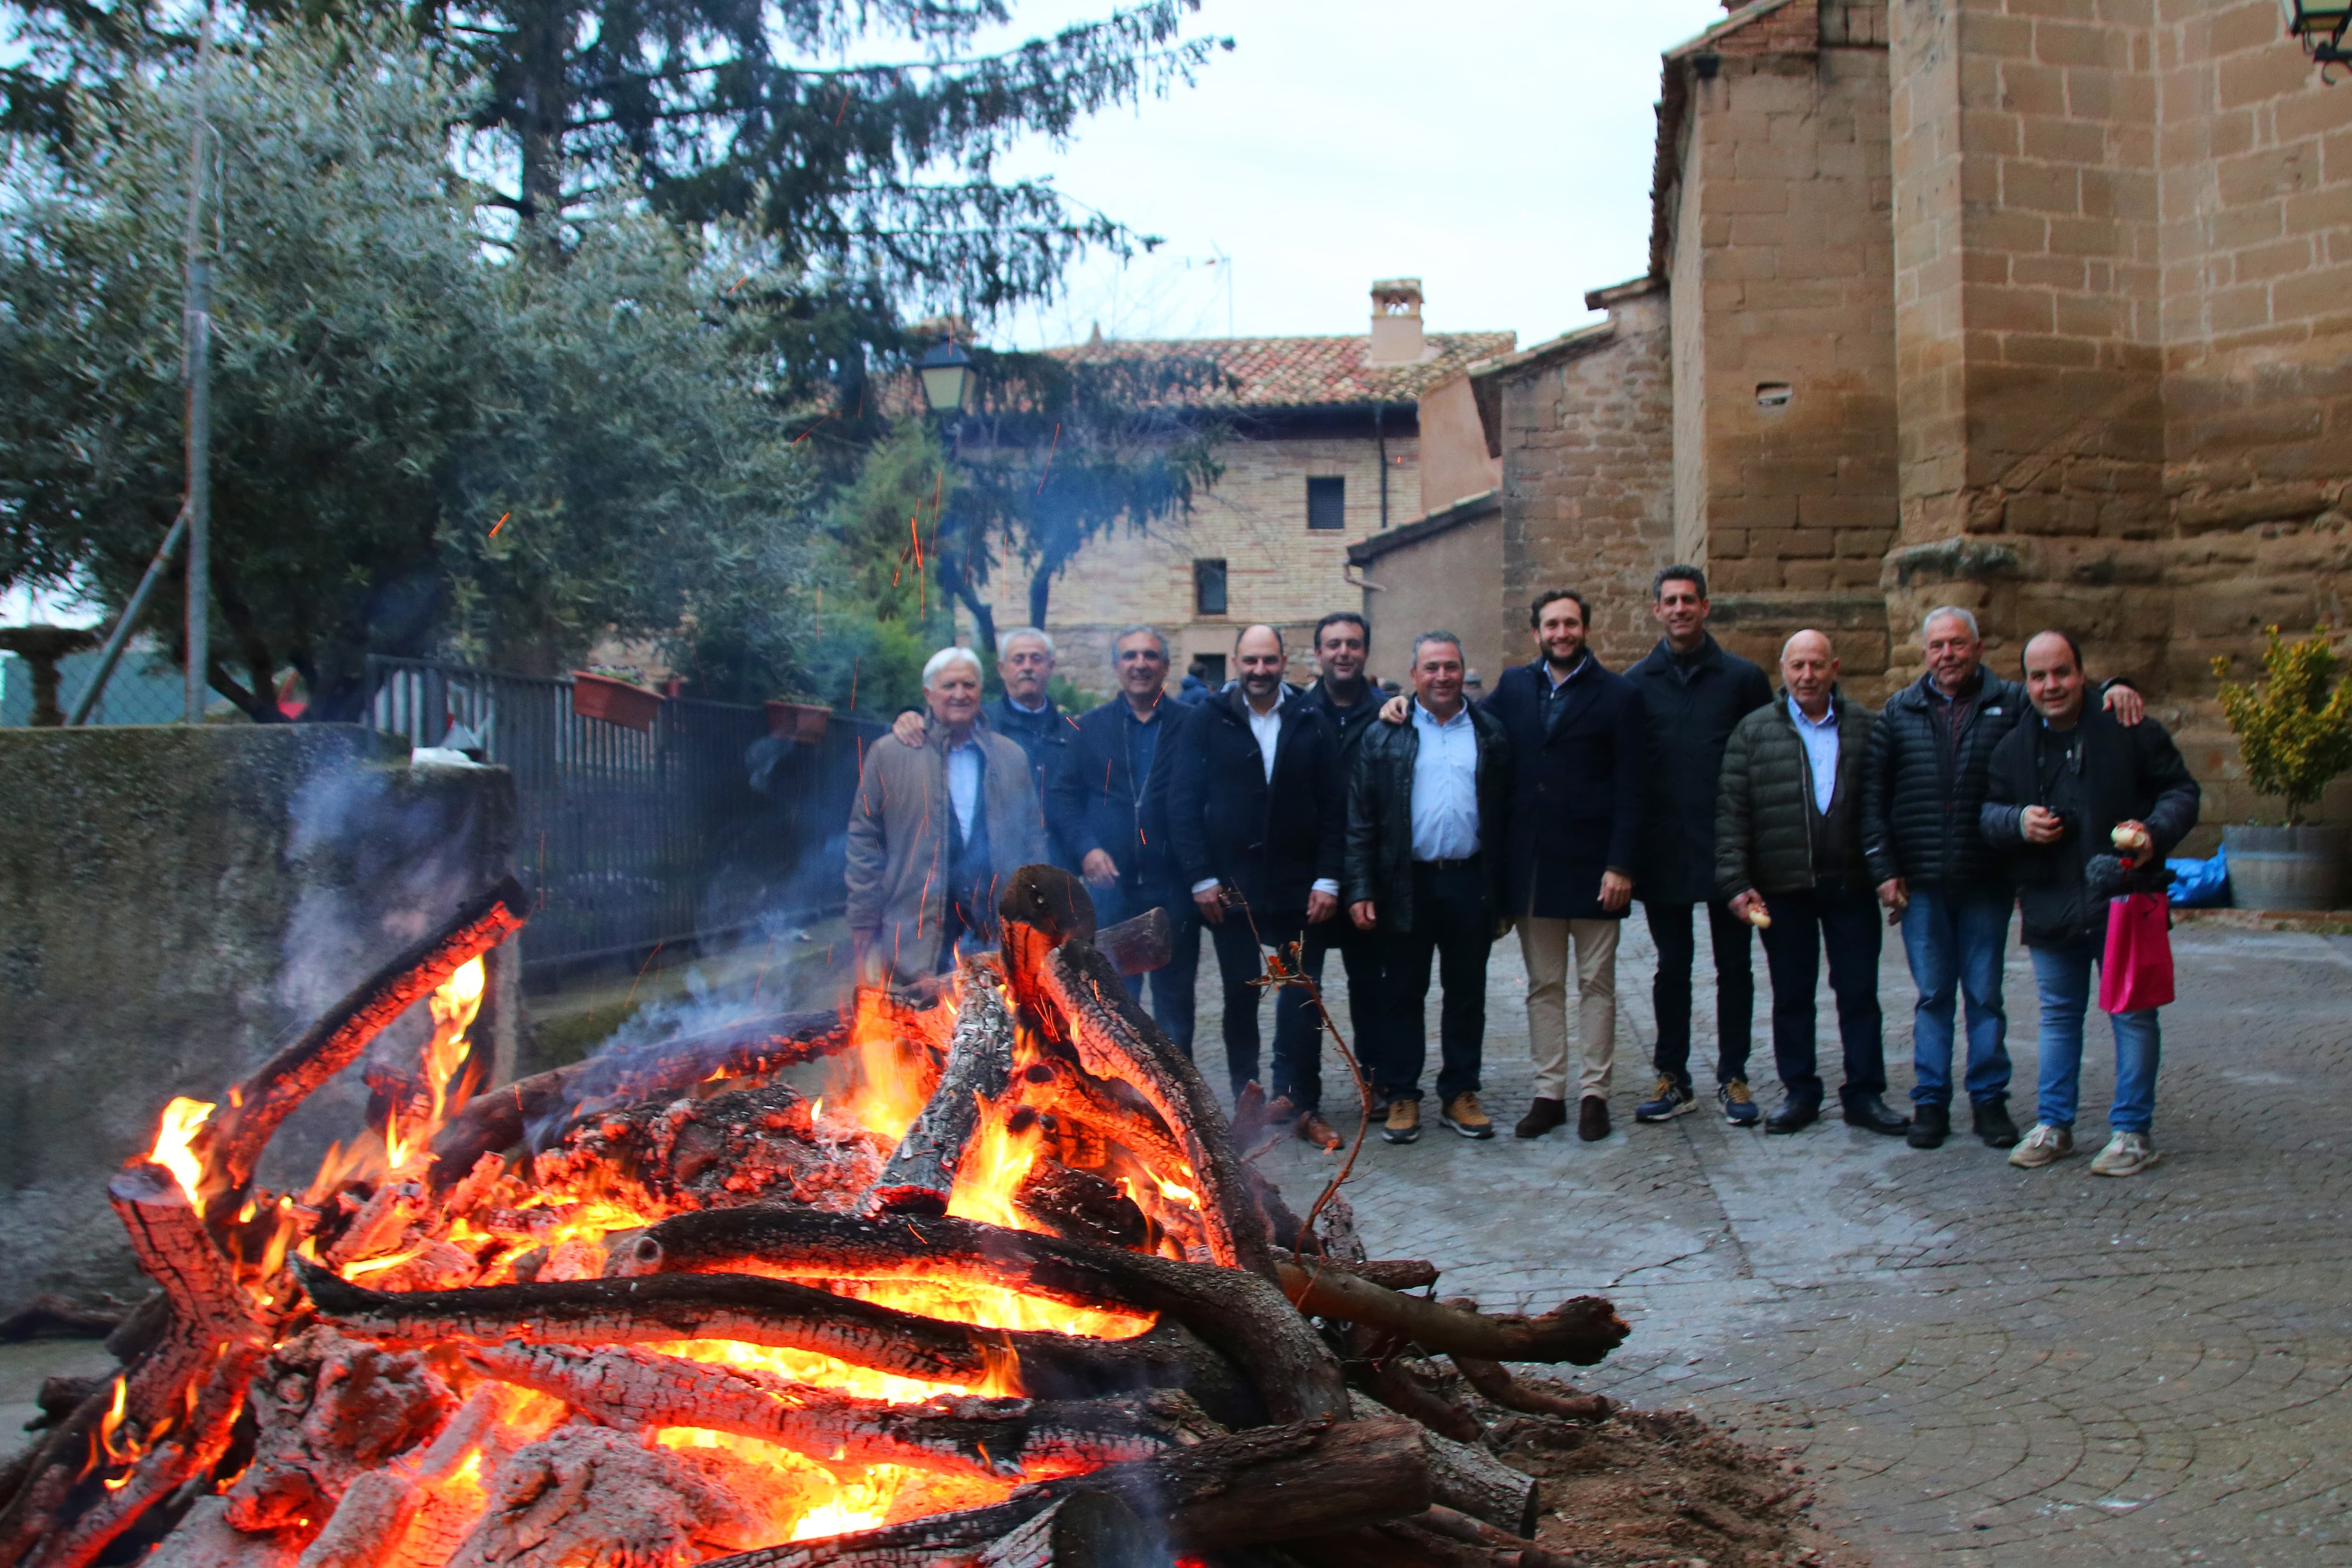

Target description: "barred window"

left=1306, top=476, right=1346, bottom=530
left=1193, top=559, right=1228, bottom=616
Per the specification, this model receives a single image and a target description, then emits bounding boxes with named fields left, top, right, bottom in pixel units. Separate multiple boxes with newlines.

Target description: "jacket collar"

left=922, top=711, right=995, bottom=753
left=1774, top=685, right=1853, bottom=726
left=1637, top=633, right=1726, bottom=674
left=1215, top=684, right=1298, bottom=725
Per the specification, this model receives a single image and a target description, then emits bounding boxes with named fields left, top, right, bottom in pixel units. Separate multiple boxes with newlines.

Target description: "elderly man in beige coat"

left=846, top=646, right=1050, bottom=986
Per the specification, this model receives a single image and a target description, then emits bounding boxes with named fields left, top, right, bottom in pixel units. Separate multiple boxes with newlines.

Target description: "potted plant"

left=764, top=696, right=830, bottom=743
left=2210, top=625, right=2352, bottom=910
left=571, top=669, right=664, bottom=732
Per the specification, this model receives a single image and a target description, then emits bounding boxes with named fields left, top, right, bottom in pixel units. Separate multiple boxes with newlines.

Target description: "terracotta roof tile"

left=1052, top=330, right=1518, bottom=410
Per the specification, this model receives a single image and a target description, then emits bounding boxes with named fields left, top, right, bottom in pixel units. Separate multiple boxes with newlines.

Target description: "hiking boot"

left=2009, top=1123, right=2074, bottom=1169
left=1296, top=1110, right=1343, bottom=1151
left=1382, top=1098, right=1422, bottom=1145
left=2090, top=1130, right=2159, bottom=1177
left=1515, top=1097, right=1568, bottom=1139
left=1842, top=1095, right=1910, bottom=1136
left=1972, top=1100, right=2021, bottom=1149
left=1907, top=1103, right=1950, bottom=1149
left=1635, top=1077, right=1698, bottom=1122
left=1765, top=1098, right=1820, bottom=1135
left=1578, top=1096, right=1612, bottom=1142
left=1718, top=1079, right=1762, bottom=1127
left=1440, top=1093, right=1495, bottom=1140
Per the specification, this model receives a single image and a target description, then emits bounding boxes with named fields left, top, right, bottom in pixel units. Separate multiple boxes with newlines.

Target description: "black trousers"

left=1645, top=899, right=1755, bottom=1091
left=1757, top=880, right=1887, bottom=1107
left=1370, top=860, right=1490, bottom=1106
left=1296, top=918, right=1384, bottom=1114
left=1205, top=914, right=1317, bottom=1101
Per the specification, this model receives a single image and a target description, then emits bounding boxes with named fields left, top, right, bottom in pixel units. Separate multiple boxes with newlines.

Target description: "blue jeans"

left=2027, top=941, right=2161, bottom=1134
left=1899, top=884, right=2013, bottom=1107
left=1098, top=880, right=1202, bottom=1055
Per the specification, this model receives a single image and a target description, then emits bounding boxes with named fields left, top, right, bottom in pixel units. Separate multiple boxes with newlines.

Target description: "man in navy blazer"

left=1483, top=589, right=1648, bottom=1142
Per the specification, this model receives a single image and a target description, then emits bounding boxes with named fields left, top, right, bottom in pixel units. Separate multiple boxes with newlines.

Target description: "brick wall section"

left=963, top=430, right=1424, bottom=692
left=1494, top=287, right=1679, bottom=670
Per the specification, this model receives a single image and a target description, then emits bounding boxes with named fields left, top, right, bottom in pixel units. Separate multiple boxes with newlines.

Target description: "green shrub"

left=2211, top=626, right=2352, bottom=825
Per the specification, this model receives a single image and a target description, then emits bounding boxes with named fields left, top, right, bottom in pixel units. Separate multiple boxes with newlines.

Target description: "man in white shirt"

left=1343, top=633, right=1514, bottom=1143
left=1165, top=625, right=1346, bottom=1132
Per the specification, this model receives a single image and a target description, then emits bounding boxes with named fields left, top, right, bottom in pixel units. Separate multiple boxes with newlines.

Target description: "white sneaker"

left=2090, top=1130, right=2159, bottom=1177
left=2008, top=1123, right=2074, bottom=1169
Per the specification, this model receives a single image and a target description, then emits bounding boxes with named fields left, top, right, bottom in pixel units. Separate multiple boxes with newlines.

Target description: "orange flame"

left=151, top=1098, right=215, bottom=1211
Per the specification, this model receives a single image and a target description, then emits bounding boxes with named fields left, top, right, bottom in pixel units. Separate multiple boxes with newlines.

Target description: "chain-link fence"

left=0, top=644, right=190, bottom=725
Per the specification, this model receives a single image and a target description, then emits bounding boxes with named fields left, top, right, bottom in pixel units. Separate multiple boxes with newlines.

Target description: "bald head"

left=1235, top=623, right=1286, bottom=711
left=1780, top=629, right=1840, bottom=717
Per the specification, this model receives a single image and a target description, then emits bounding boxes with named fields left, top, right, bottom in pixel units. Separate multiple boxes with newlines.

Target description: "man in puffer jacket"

left=1982, top=631, right=2198, bottom=1178
left=1861, top=606, right=2144, bottom=1151
left=1715, top=631, right=1909, bottom=1137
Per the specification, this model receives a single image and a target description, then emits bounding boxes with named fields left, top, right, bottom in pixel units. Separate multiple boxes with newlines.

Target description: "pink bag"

left=2099, top=891, right=2175, bottom=1013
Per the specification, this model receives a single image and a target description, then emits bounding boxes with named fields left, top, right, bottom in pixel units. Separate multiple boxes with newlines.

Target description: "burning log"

left=1032, top=939, right=1277, bottom=1281
left=529, top=1083, right=884, bottom=1215
left=442, top=1425, right=769, bottom=1568
left=866, top=957, right=1014, bottom=1215
left=223, top=1328, right=457, bottom=1533
left=291, top=1261, right=1251, bottom=1420
left=427, top=1009, right=848, bottom=1188
left=973, top=1493, right=1151, bottom=1568
left=1009, top=1165, right=1146, bottom=1250
left=464, top=1343, right=1216, bottom=1480
left=613, top=1209, right=1350, bottom=1424
left=204, top=876, right=531, bottom=1204
left=1275, top=1261, right=1628, bottom=1366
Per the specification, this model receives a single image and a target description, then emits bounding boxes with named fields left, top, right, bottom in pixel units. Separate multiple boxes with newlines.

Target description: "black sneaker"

left=1972, top=1100, right=2020, bottom=1149
left=1764, top=1098, right=1820, bottom=1135
left=1635, top=1076, right=1698, bottom=1122
left=1907, top=1103, right=1950, bottom=1149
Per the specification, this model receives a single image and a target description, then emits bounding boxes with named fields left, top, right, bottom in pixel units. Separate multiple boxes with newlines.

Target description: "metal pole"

left=181, top=5, right=215, bottom=724
left=67, top=506, right=189, bottom=725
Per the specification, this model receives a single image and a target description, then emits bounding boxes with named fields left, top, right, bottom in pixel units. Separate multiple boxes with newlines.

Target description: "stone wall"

left=1348, top=497, right=1509, bottom=687
left=0, top=726, right=517, bottom=1300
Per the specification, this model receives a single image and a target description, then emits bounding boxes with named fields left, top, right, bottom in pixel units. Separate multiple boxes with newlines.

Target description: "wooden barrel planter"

left=2221, top=823, right=2346, bottom=911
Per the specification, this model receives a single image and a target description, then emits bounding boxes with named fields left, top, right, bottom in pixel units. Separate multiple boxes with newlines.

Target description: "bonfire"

left=0, top=867, right=1629, bottom=1568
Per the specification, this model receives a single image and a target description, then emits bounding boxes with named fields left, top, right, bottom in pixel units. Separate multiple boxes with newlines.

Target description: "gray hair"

left=921, top=645, right=985, bottom=687
left=1922, top=605, right=1980, bottom=640
left=1412, top=630, right=1466, bottom=662
left=998, top=626, right=1055, bottom=658
left=1110, top=625, right=1168, bottom=662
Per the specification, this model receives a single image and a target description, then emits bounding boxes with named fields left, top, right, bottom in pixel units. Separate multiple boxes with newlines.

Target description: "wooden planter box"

left=572, top=671, right=663, bottom=732
left=765, top=700, right=830, bottom=743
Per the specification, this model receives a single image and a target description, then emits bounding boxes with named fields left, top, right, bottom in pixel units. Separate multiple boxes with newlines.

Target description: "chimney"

left=1367, top=278, right=1427, bottom=365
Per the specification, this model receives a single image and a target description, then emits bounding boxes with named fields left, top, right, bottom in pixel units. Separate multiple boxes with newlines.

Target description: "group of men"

left=843, top=565, right=2199, bottom=1178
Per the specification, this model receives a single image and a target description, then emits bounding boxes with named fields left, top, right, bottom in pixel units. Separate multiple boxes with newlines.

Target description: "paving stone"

left=1193, top=919, right=2352, bottom=1565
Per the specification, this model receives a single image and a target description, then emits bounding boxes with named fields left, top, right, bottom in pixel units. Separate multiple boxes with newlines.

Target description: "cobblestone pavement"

left=1204, top=918, right=2352, bottom=1567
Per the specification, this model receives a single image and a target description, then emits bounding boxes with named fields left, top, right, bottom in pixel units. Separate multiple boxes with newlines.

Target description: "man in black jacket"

left=1716, top=631, right=1909, bottom=1135
left=888, top=627, right=1068, bottom=860
left=1862, top=605, right=2144, bottom=1151
left=1345, top=632, right=1513, bottom=1144
left=1623, top=565, right=1773, bottom=1128
left=1045, top=625, right=1201, bottom=1051
left=1296, top=612, right=1389, bottom=1125
left=1983, top=630, right=2198, bottom=1179
left=1168, top=624, right=1346, bottom=1123
left=1483, top=589, right=1647, bottom=1143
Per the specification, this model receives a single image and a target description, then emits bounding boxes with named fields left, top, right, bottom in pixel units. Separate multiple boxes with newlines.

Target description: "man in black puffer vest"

left=1716, top=631, right=1908, bottom=1137
left=1862, top=606, right=2144, bottom=1151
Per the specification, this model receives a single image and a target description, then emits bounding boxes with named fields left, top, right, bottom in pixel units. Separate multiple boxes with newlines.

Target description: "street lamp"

left=2282, top=0, right=2352, bottom=69
left=918, top=340, right=976, bottom=415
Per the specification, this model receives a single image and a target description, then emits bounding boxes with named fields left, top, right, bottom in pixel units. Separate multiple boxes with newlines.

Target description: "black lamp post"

left=917, top=340, right=976, bottom=415
left=2282, top=0, right=2352, bottom=69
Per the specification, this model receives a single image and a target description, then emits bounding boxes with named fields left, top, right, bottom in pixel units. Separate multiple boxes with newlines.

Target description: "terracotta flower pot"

left=765, top=700, right=830, bottom=743
left=2221, top=823, right=2346, bottom=912
left=572, top=671, right=663, bottom=732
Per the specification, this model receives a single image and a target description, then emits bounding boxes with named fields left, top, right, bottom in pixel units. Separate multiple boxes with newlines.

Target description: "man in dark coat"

left=1862, top=606, right=2145, bottom=1151
left=1344, top=631, right=1513, bottom=1144
left=1295, top=611, right=1388, bottom=1130
left=1983, top=630, right=2198, bottom=1179
left=1045, top=625, right=1201, bottom=1051
left=1483, top=589, right=1647, bottom=1143
left=888, top=626, right=1068, bottom=862
left=1715, top=631, right=1909, bottom=1136
left=1623, top=565, right=1773, bottom=1127
left=1167, top=624, right=1346, bottom=1121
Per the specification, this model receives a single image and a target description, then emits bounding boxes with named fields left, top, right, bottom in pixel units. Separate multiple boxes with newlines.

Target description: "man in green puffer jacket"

left=1714, top=630, right=1909, bottom=1138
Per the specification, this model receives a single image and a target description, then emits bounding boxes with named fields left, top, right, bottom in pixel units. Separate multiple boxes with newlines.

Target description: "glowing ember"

left=151, top=1097, right=215, bottom=1211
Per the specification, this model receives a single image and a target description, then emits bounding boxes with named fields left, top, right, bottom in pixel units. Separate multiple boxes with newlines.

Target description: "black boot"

left=1907, top=1103, right=1950, bottom=1149
left=1842, top=1095, right=1910, bottom=1136
left=1972, top=1100, right=2020, bottom=1148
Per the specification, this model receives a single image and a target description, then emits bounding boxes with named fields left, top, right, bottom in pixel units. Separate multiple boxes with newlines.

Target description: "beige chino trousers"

left=1515, top=916, right=1620, bottom=1101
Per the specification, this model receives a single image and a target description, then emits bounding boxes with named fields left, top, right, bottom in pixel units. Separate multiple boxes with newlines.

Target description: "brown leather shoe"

left=1295, top=1110, right=1343, bottom=1151
left=1578, top=1095, right=1612, bottom=1142
left=1514, top=1097, right=1568, bottom=1138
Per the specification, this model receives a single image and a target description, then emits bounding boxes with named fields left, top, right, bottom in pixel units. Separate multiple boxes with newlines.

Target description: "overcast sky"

left=986, top=0, right=1725, bottom=352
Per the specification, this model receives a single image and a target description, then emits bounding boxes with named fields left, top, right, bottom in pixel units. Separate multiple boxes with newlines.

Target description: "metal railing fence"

left=366, top=657, right=880, bottom=972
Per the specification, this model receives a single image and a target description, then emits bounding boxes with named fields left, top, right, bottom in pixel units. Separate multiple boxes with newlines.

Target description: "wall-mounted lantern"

left=2281, top=0, right=2352, bottom=72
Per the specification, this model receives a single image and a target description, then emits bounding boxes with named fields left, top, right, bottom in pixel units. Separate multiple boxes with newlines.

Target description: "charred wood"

left=223, top=1328, right=456, bottom=1534
left=1009, top=1165, right=1147, bottom=1250
left=1449, top=1357, right=1615, bottom=1423
left=1341, top=1392, right=1533, bottom=1535
left=1274, top=1264, right=1627, bottom=1366
left=1338, top=1330, right=1481, bottom=1443
left=442, top=1425, right=767, bottom=1568
left=0, top=1298, right=124, bottom=1345
left=975, top=1492, right=1153, bottom=1568
left=867, top=958, right=1013, bottom=1216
